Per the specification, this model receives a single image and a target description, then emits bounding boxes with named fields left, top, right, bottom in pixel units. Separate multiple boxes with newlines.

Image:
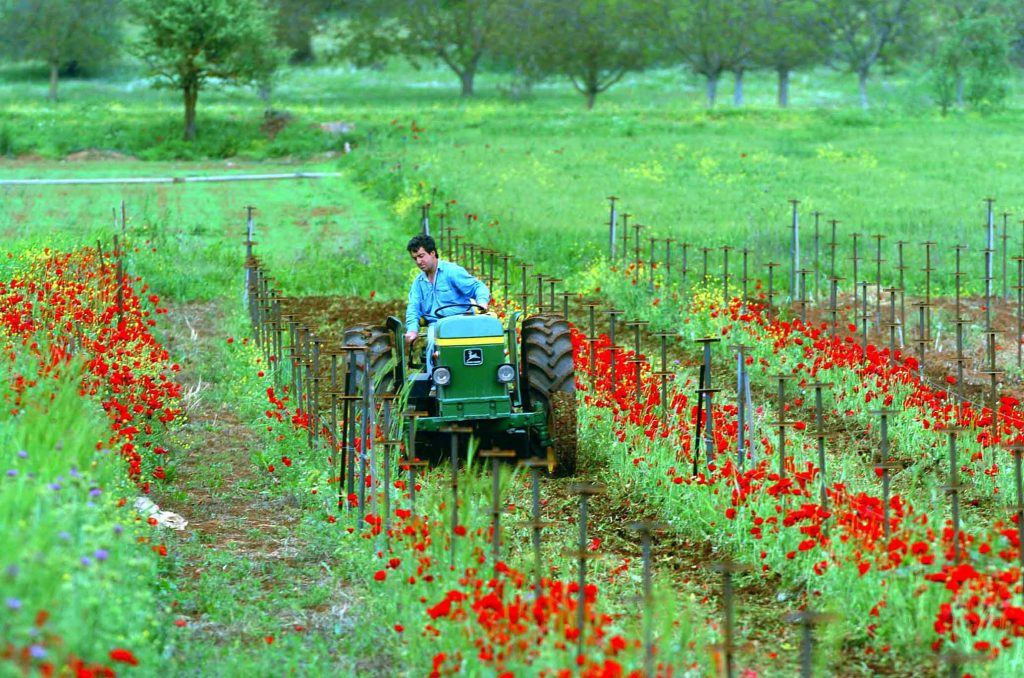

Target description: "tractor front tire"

left=341, top=323, right=394, bottom=392
left=522, top=314, right=578, bottom=475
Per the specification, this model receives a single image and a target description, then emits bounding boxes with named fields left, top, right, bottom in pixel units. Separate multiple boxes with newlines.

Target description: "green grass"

left=6, top=57, right=1024, bottom=675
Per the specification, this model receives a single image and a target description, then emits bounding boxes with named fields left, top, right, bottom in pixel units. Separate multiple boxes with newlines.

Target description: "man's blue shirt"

left=405, top=260, right=491, bottom=333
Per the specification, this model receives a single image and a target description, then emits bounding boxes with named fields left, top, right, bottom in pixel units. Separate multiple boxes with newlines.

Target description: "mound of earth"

left=64, top=148, right=138, bottom=162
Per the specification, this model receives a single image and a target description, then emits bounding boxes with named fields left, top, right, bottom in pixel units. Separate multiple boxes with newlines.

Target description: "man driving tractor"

left=404, top=234, right=491, bottom=371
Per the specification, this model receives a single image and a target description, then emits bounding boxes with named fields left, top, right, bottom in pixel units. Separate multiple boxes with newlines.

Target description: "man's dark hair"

left=407, top=234, right=437, bottom=255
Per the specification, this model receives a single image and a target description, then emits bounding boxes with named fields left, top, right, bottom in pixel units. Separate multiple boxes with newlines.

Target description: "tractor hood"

left=435, top=314, right=503, bottom=339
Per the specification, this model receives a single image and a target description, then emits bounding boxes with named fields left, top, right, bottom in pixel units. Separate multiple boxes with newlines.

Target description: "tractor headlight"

left=432, top=367, right=452, bottom=386
left=496, top=363, right=515, bottom=383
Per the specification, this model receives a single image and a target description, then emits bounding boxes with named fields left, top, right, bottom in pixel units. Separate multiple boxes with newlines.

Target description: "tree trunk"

left=48, top=61, right=59, bottom=102
left=777, top=68, right=790, bottom=108
left=956, top=73, right=964, bottom=107
left=858, top=69, right=870, bottom=110
left=459, top=67, right=475, bottom=96
left=733, top=70, right=744, bottom=106
left=585, top=88, right=597, bottom=110
left=183, top=85, right=198, bottom=141
left=706, top=73, right=718, bottom=107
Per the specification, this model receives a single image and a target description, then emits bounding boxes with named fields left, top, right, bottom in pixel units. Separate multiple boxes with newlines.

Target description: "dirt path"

left=152, top=301, right=383, bottom=675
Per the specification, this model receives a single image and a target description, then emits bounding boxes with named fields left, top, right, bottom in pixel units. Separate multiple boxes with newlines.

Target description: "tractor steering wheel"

left=434, top=302, right=488, bottom=318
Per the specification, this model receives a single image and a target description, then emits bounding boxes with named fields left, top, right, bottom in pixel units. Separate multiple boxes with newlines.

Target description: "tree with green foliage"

left=338, top=0, right=503, bottom=96
left=754, top=0, right=828, bottom=107
left=128, top=0, right=282, bottom=142
left=493, top=0, right=654, bottom=109
left=816, top=0, right=919, bottom=109
left=0, top=0, right=121, bottom=101
left=930, top=1, right=1013, bottom=113
left=657, top=0, right=755, bottom=107
left=272, top=0, right=333, bottom=63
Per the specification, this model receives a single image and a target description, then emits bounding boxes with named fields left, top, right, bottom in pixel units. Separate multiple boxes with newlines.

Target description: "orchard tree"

left=658, top=0, right=755, bottom=107
left=0, top=0, right=121, bottom=101
left=339, top=0, right=504, bottom=96
left=272, top=0, right=333, bottom=63
left=931, top=12, right=1012, bottom=113
left=816, top=0, right=919, bottom=109
left=495, top=0, right=654, bottom=109
left=755, top=0, right=828, bottom=107
left=930, top=0, right=1014, bottom=111
left=128, top=0, right=282, bottom=141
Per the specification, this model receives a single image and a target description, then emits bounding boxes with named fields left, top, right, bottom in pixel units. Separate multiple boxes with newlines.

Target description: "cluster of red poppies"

left=573, top=270, right=1024, bottom=662
left=1, top=246, right=182, bottom=676
left=0, top=247, right=182, bottom=486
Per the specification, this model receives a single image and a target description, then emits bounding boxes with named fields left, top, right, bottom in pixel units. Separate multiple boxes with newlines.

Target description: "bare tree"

left=0, top=0, right=120, bottom=101
left=818, top=0, right=918, bottom=109
left=339, top=0, right=504, bottom=96
left=659, top=0, right=755, bottom=107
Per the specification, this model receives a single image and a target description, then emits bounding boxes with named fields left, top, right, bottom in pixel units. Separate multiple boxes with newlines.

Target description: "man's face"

left=410, top=247, right=438, bottom=274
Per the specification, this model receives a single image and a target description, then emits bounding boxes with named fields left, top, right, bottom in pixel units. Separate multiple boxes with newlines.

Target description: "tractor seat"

left=435, top=314, right=503, bottom=339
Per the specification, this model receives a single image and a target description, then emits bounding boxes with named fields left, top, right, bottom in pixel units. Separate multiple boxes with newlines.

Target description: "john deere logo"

left=463, top=348, right=483, bottom=366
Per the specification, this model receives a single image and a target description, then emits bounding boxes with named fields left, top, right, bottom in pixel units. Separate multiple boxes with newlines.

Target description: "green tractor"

left=342, top=303, right=578, bottom=474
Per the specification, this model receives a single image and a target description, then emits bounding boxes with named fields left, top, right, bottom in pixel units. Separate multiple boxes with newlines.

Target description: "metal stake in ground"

left=912, top=302, right=932, bottom=377
left=937, top=425, right=967, bottom=562
left=480, top=448, right=516, bottom=572
left=813, top=210, right=822, bottom=301
left=872, top=234, right=885, bottom=330
left=741, top=248, right=751, bottom=312
left=628, top=521, right=666, bottom=678
left=712, top=559, right=754, bottom=678
left=850, top=232, right=862, bottom=293
left=519, top=262, right=532, bottom=311
left=533, top=273, right=546, bottom=313
left=883, top=287, right=899, bottom=355
left=555, top=290, right=573, bottom=319
left=520, top=458, right=556, bottom=592
left=441, top=425, right=473, bottom=569
left=722, top=245, right=734, bottom=308
left=859, top=281, right=870, bottom=355
left=765, top=262, right=780, bottom=323
left=1002, top=211, right=1012, bottom=299
left=652, top=332, right=676, bottom=429
left=582, top=301, right=601, bottom=382
left=401, top=410, right=429, bottom=513
left=811, top=382, right=833, bottom=509
left=732, top=344, right=753, bottom=471
left=695, top=337, right=722, bottom=471
left=923, top=240, right=936, bottom=336
left=789, top=198, right=800, bottom=299
left=829, top=277, right=844, bottom=337
left=620, top=212, right=631, bottom=265
left=632, top=222, right=644, bottom=267
left=772, top=374, right=798, bottom=480
left=828, top=219, right=840, bottom=281
left=985, top=197, right=996, bottom=300
left=1007, top=444, right=1024, bottom=593
left=606, top=308, right=625, bottom=387
left=785, top=610, right=835, bottom=678
left=649, top=236, right=657, bottom=291
left=896, top=240, right=908, bottom=344
left=568, top=482, right=605, bottom=663
left=871, top=409, right=901, bottom=540
left=1016, top=256, right=1024, bottom=369
left=607, top=196, right=618, bottom=260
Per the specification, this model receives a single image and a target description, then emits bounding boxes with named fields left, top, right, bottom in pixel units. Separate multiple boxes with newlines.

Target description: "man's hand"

left=404, top=330, right=419, bottom=345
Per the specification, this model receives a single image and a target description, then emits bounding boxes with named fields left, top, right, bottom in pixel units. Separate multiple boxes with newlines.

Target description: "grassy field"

left=5, top=59, right=1024, bottom=675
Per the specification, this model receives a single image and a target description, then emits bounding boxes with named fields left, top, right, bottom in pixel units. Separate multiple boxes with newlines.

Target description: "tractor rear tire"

left=341, top=323, right=394, bottom=392
left=521, top=314, right=578, bottom=476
